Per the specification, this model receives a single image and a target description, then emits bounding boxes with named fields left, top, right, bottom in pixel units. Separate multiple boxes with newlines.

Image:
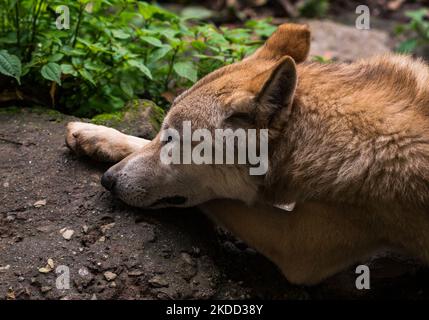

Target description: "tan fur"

left=66, top=23, right=429, bottom=285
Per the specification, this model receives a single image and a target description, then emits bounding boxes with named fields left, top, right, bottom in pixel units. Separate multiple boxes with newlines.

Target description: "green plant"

left=0, top=0, right=276, bottom=117
left=395, top=8, right=429, bottom=53
left=312, top=54, right=332, bottom=63
left=298, top=0, right=329, bottom=18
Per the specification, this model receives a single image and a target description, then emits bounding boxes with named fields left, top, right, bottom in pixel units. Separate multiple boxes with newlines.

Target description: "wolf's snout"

left=101, top=170, right=117, bottom=191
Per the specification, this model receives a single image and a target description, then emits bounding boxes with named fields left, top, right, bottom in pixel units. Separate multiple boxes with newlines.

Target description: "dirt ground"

left=2, top=108, right=429, bottom=300
left=1, top=20, right=429, bottom=300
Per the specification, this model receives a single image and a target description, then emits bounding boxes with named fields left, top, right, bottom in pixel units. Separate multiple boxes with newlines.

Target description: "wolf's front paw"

left=66, top=122, right=129, bottom=162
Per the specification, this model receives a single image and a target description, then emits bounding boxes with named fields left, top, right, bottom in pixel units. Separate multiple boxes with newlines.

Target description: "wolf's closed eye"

left=166, top=135, right=173, bottom=144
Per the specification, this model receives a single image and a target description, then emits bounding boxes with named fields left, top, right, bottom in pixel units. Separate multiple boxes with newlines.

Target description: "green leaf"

left=141, top=36, right=164, bottom=47
left=112, top=29, right=131, bottom=39
left=148, top=45, right=172, bottom=63
left=48, top=53, right=64, bottom=62
left=41, top=63, right=62, bottom=85
left=158, top=29, right=179, bottom=40
left=120, top=79, right=134, bottom=98
left=397, top=38, right=418, bottom=53
left=79, top=69, right=96, bottom=86
left=191, top=40, right=207, bottom=51
left=405, top=9, right=428, bottom=22
left=84, top=61, right=104, bottom=72
left=60, top=64, right=77, bottom=76
left=128, top=59, right=153, bottom=79
left=173, top=61, right=198, bottom=82
left=0, top=50, right=22, bottom=84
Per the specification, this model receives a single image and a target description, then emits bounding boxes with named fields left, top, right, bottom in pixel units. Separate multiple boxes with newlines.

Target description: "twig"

left=0, top=137, right=23, bottom=146
left=72, top=4, right=85, bottom=48
left=164, top=48, right=179, bottom=91
left=15, top=1, right=20, bottom=49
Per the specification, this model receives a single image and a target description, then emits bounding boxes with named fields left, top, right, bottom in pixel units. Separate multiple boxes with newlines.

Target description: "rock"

left=6, top=288, right=15, bottom=300
left=148, top=275, right=169, bottom=288
left=34, top=199, right=47, bottom=208
left=100, top=223, right=115, bottom=234
left=60, top=228, right=74, bottom=240
left=75, top=267, right=94, bottom=289
left=0, top=265, right=10, bottom=272
left=36, top=225, right=54, bottom=233
left=91, top=99, right=164, bottom=139
left=78, top=267, right=90, bottom=277
left=181, top=252, right=195, bottom=266
left=179, top=261, right=197, bottom=281
left=41, top=286, right=52, bottom=293
left=16, top=212, right=28, bottom=220
left=128, top=270, right=144, bottom=277
left=306, top=20, right=392, bottom=62
left=104, top=271, right=117, bottom=281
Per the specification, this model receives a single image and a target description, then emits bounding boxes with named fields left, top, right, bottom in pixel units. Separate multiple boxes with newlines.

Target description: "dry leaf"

left=38, top=267, right=51, bottom=273
left=34, top=199, right=47, bottom=208
left=6, top=288, right=15, bottom=300
left=47, top=258, right=54, bottom=269
left=100, top=223, right=115, bottom=234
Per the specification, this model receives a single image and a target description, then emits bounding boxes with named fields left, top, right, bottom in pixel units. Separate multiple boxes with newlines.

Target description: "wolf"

left=66, top=23, right=429, bottom=285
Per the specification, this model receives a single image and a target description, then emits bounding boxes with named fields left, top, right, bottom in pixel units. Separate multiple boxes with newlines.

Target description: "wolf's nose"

left=101, top=170, right=116, bottom=191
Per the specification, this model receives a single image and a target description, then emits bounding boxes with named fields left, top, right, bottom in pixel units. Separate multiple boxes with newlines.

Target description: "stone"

left=148, top=275, right=169, bottom=288
left=104, top=271, right=117, bottom=281
left=91, top=99, right=164, bottom=139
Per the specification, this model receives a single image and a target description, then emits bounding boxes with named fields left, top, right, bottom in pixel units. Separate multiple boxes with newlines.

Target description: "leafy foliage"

left=0, top=0, right=276, bottom=117
left=395, top=8, right=429, bottom=54
left=298, top=0, right=329, bottom=18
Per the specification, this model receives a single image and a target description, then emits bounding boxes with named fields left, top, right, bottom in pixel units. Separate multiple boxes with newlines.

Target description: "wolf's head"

left=102, top=23, right=311, bottom=208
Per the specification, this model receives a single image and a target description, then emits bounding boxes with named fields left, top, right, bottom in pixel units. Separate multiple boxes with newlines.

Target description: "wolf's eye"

left=166, top=135, right=173, bottom=144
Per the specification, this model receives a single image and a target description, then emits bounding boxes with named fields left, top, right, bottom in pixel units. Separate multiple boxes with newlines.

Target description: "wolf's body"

left=66, top=24, right=429, bottom=285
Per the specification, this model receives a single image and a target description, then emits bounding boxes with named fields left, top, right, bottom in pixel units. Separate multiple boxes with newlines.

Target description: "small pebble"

left=61, top=229, right=74, bottom=240
left=148, top=275, right=168, bottom=288
left=41, top=286, right=52, bottom=293
left=104, top=271, right=117, bottom=281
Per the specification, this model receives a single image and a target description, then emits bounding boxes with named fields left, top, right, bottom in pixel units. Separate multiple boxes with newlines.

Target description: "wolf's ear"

left=225, top=56, right=297, bottom=129
left=250, top=23, right=310, bottom=63
left=249, top=56, right=297, bottom=113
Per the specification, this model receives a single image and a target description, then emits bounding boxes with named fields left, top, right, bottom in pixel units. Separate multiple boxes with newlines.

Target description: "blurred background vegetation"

left=0, top=0, right=428, bottom=117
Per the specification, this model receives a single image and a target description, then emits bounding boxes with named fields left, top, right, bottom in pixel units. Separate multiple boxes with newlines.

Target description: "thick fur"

left=66, top=23, right=429, bottom=285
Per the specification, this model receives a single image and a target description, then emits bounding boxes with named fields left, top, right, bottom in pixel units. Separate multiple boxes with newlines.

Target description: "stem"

left=164, top=47, right=178, bottom=91
left=72, top=4, right=85, bottom=48
left=26, top=0, right=44, bottom=61
left=15, top=1, right=20, bottom=50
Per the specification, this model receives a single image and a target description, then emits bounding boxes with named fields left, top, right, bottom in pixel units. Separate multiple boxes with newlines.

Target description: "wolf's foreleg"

left=66, top=122, right=150, bottom=162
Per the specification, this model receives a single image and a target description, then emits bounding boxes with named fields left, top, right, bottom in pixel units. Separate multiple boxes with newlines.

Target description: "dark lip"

left=149, top=196, right=188, bottom=207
